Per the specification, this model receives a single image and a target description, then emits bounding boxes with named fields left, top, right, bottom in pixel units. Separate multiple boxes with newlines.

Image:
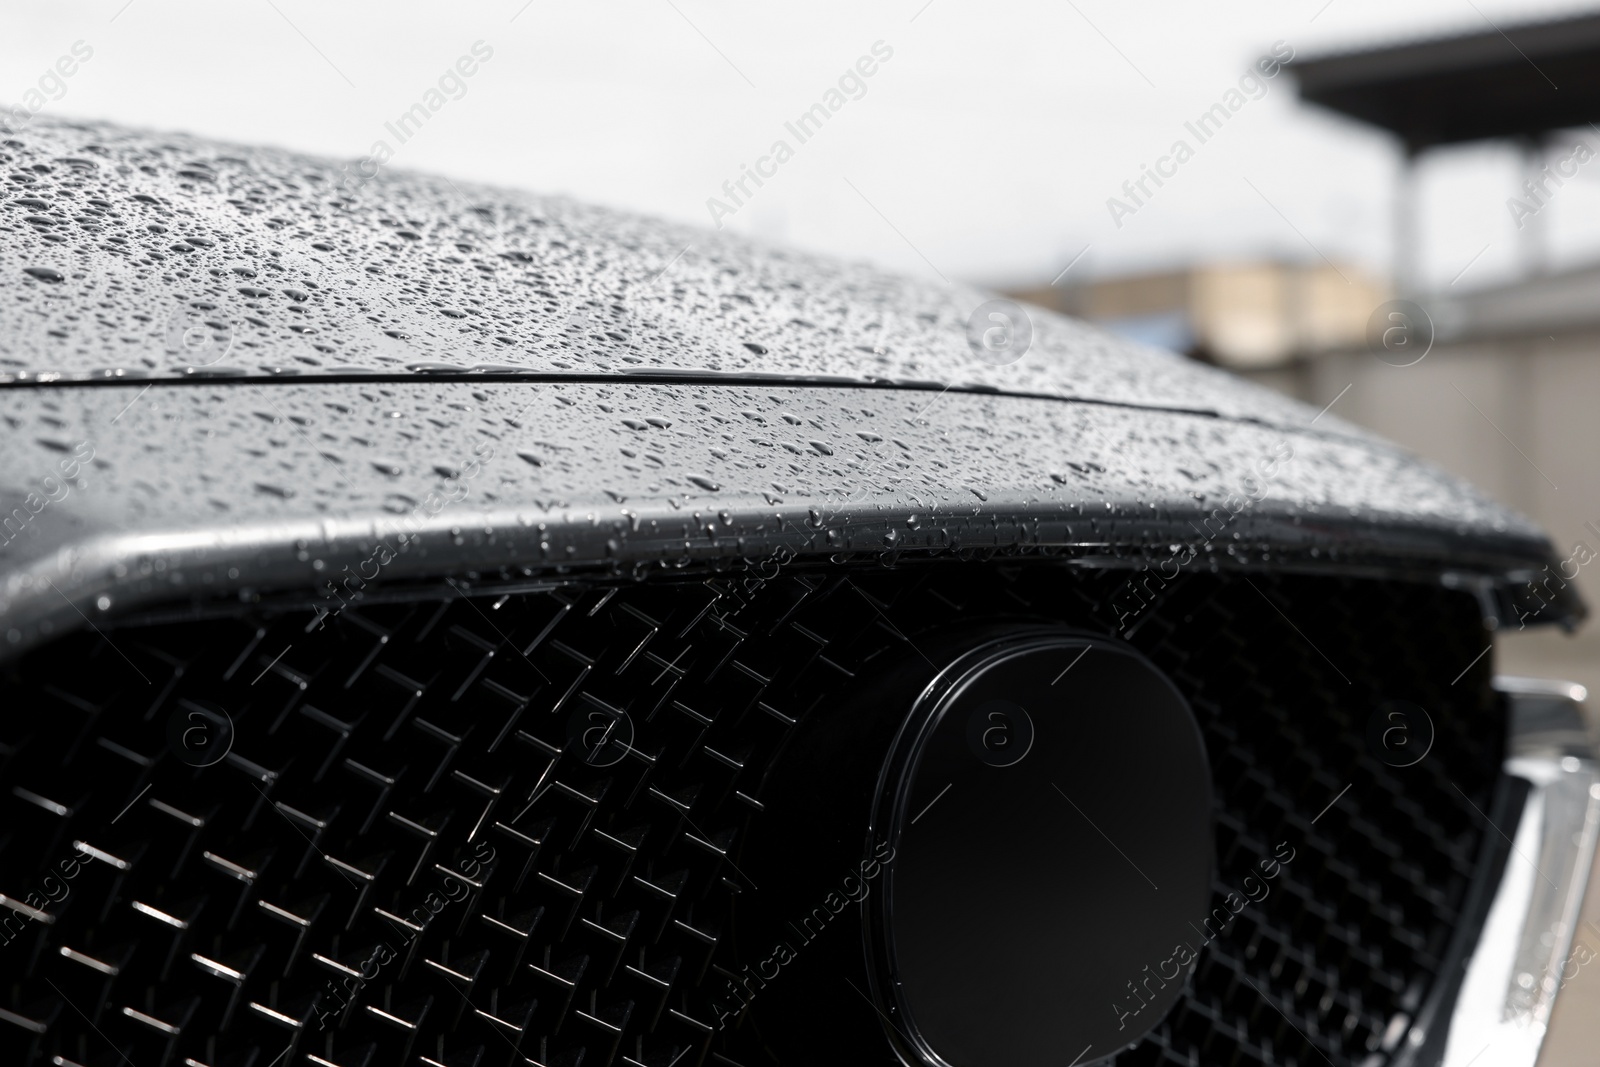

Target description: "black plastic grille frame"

left=0, top=563, right=1504, bottom=1067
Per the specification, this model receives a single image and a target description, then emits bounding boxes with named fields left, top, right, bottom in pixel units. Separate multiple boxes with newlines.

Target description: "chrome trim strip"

left=1440, top=677, right=1600, bottom=1066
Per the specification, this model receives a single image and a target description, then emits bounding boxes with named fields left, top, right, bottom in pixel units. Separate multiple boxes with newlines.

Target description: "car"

left=0, top=118, right=1594, bottom=1067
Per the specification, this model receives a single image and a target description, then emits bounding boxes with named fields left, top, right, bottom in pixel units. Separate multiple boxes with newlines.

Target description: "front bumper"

left=1435, top=677, right=1600, bottom=1066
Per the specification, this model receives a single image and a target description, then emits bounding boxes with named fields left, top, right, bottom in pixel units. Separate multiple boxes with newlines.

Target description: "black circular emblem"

left=868, top=634, right=1214, bottom=1067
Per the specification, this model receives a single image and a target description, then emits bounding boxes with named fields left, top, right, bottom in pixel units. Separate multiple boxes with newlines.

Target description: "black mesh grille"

left=0, top=564, right=1503, bottom=1067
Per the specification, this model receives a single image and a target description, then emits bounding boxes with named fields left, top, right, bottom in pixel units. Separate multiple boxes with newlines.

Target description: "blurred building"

left=1011, top=8, right=1600, bottom=653
left=1011, top=259, right=1386, bottom=387
left=1019, top=258, right=1600, bottom=552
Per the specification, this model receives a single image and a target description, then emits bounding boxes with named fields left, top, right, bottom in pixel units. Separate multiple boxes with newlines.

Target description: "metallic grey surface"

left=0, top=120, right=1581, bottom=661
left=2, top=119, right=1353, bottom=433
left=0, top=378, right=1573, bottom=661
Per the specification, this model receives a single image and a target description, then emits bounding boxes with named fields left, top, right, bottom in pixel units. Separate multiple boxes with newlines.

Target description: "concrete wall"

left=1270, top=335, right=1600, bottom=658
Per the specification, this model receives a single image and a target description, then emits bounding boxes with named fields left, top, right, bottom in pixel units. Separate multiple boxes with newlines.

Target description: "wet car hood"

left=6, top=119, right=1343, bottom=428
left=0, top=119, right=1579, bottom=659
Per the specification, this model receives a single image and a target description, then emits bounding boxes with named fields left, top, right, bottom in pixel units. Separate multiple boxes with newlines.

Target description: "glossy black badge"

left=871, top=634, right=1214, bottom=1067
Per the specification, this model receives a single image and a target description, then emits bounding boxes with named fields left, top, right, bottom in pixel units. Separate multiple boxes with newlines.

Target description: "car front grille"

left=0, top=562, right=1503, bottom=1067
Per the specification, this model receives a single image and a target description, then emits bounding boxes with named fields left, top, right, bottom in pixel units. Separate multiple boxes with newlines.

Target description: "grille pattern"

left=0, top=564, right=1501, bottom=1067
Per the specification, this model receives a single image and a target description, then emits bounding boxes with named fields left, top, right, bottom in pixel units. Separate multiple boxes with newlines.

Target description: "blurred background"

left=9, top=1, right=1600, bottom=1061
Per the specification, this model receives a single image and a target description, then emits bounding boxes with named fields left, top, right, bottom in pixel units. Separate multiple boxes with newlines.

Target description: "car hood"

left=0, top=119, right=1579, bottom=659
left=8, top=119, right=1344, bottom=429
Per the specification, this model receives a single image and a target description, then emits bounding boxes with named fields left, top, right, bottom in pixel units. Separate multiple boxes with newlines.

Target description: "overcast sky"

left=9, top=0, right=1600, bottom=294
